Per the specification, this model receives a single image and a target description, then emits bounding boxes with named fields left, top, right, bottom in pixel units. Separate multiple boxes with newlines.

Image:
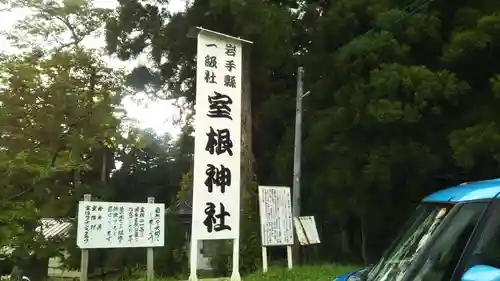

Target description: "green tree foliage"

left=104, top=0, right=500, bottom=268
left=111, top=128, right=192, bottom=204
left=6, top=0, right=500, bottom=274
left=0, top=50, right=124, bottom=280
left=58, top=127, right=194, bottom=277
left=1, top=0, right=110, bottom=52
left=300, top=0, right=500, bottom=262
left=106, top=0, right=294, bottom=270
left=0, top=1, right=125, bottom=279
left=1, top=0, right=195, bottom=279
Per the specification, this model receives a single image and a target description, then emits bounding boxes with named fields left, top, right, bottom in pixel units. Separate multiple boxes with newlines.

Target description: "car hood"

left=334, top=270, right=358, bottom=281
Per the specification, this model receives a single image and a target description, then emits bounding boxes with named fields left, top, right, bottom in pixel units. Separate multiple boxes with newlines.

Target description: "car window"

left=366, top=204, right=454, bottom=281
left=411, top=203, right=485, bottom=281
left=463, top=202, right=500, bottom=271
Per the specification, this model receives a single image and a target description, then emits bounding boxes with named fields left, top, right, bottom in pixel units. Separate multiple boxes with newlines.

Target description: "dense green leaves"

left=0, top=49, right=125, bottom=271
left=6, top=0, right=500, bottom=276
left=104, top=0, right=500, bottom=266
left=2, top=0, right=110, bottom=53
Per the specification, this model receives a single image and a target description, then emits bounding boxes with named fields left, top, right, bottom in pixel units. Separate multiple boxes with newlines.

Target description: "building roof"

left=1, top=218, right=72, bottom=257
left=36, top=218, right=72, bottom=238
left=424, top=178, right=500, bottom=202
left=177, top=200, right=192, bottom=215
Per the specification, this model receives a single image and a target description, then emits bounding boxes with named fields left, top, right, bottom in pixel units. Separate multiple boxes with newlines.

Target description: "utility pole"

left=293, top=66, right=304, bottom=220
left=292, top=66, right=304, bottom=263
left=292, top=67, right=311, bottom=263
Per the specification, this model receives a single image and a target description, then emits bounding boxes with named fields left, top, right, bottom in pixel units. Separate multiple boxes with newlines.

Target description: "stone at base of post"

left=230, top=238, right=241, bottom=281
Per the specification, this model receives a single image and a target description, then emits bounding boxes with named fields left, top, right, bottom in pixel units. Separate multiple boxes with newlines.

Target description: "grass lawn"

left=129, top=264, right=359, bottom=281
left=243, top=264, right=359, bottom=281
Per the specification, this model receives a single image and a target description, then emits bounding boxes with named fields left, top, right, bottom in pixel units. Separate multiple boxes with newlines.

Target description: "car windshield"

left=364, top=202, right=487, bottom=281
left=365, top=203, right=454, bottom=281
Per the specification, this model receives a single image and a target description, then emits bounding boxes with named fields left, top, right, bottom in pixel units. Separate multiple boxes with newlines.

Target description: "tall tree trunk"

left=101, top=149, right=107, bottom=183
left=74, top=168, right=81, bottom=188
left=73, top=149, right=82, bottom=188
left=239, top=46, right=260, bottom=274
left=360, top=213, right=368, bottom=265
left=340, top=224, right=351, bottom=256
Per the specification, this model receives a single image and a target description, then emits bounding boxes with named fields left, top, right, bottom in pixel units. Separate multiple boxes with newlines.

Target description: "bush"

left=209, top=241, right=232, bottom=277
left=154, top=213, right=188, bottom=277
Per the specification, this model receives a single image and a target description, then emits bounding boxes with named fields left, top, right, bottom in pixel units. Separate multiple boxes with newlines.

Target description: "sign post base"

left=286, top=245, right=293, bottom=269
left=231, top=238, right=241, bottom=281
left=230, top=271, right=241, bottom=281
left=188, top=238, right=198, bottom=281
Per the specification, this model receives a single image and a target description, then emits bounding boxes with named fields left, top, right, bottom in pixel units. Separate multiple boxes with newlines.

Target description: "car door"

left=452, top=200, right=500, bottom=281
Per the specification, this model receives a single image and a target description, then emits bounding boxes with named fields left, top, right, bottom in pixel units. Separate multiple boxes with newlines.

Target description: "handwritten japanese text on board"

left=258, top=186, right=294, bottom=246
left=191, top=32, right=242, bottom=240
left=77, top=201, right=165, bottom=249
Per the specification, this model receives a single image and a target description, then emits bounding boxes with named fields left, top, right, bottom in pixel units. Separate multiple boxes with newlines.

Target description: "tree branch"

left=330, top=111, right=361, bottom=135
left=5, top=187, right=31, bottom=201
left=54, top=14, right=85, bottom=45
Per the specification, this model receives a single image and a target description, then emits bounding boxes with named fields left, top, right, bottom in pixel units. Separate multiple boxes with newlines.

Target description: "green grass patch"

left=125, top=264, right=359, bottom=281
left=244, top=264, right=358, bottom=281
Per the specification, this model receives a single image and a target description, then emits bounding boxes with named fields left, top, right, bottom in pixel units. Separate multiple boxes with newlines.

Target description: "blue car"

left=334, top=178, right=500, bottom=281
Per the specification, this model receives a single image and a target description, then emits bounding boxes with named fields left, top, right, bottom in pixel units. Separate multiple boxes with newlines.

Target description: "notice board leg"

left=147, top=197, right=155, bottom=281
left=262, top=246, right=268, bottom=273
left=188, top=238, right=198, bottom=281
left=80, top=194, right=91, bottom=281
left=230, top=238, right=241, bottom=281
left=304, top=245, right=310, bottom=264
left=287, top=245, right=293, bottom=270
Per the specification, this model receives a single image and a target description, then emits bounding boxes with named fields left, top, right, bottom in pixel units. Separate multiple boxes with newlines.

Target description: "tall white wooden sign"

left=189, top=27, right=252, bottom=281
left=76, top=201, right=165, bottom=248
left=258, top=186, right=294, bottom=272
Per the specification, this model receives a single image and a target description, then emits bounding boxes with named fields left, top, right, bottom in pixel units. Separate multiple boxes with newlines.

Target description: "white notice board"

left=258, top=186, right=294, bottom=246
left=76, top=201, right=165, bottom=249
left=294, top=216, right=320, bottom=245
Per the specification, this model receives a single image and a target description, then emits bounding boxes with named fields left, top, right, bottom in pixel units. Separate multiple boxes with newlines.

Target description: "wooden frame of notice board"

left=77, top=194, right=165, bottom=281
left=258, top=186, right=294, bottom=273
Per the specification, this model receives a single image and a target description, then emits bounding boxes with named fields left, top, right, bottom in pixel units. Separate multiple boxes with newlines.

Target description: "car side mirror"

left=462, top=265, right=500, bottom=281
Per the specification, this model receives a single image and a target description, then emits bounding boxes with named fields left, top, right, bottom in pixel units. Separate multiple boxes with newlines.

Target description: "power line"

left=360, top=0, right=437, bottom=37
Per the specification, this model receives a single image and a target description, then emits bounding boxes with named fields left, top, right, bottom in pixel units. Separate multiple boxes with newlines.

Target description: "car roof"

left=424, top=178, right=500, bottom=202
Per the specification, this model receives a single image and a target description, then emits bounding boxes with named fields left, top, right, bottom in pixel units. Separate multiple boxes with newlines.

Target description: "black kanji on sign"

left=225, top=44, right=236, bottom=57
left=207, top=91, right=232, bottom=120
left=205, top=126, right=233, bottom=156
left=206, top=43, right=217, bottom=48
left=225, top=60, right=236, bottom=72
left=203, top=202, right=232, bottom=233
left=205, top=55, right=217, bottom=68
left=205, top=70, right=216, bottom=84
left=224, top=75, right=236, bottom=88
left=205, top=164, right=232, bottom=193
